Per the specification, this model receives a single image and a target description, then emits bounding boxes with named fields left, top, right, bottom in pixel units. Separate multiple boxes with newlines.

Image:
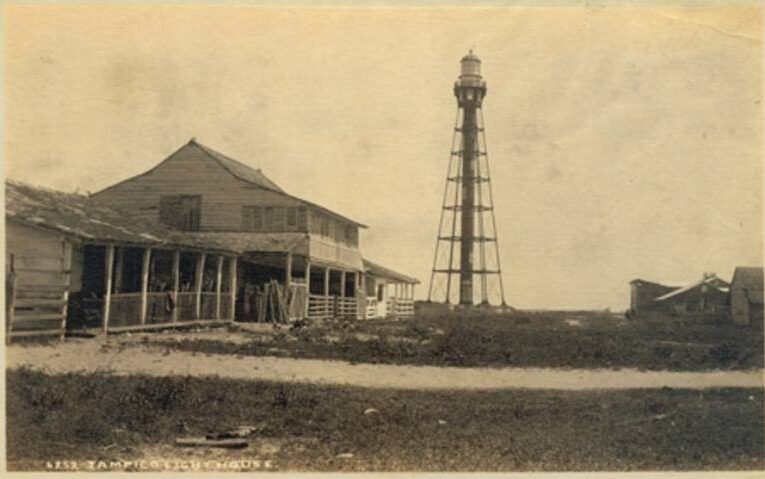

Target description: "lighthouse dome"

left=460, top=50, right=481, bottom=78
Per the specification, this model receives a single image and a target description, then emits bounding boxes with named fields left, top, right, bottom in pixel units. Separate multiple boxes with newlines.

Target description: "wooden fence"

left=387, top=298, right=414, bottom=319
left=6, top=253, right=70, bottom=341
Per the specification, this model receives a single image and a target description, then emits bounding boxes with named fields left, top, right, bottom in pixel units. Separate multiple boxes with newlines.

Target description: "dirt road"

left=6, top=338, right=763, bottom=390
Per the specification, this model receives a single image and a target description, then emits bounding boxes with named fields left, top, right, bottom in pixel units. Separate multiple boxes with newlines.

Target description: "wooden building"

left=91, top=139, right=416, bottom=322
left=629, top=279, right=678, bottom=313
left=362, top=259, right=419, bottom=319
left=651, top=273, right=730, bottom=314
left=6, top=181, right=239, bottom=340
left=730, top=266, right=763, bottom=326
left=628, top=273, right=730, bottom=318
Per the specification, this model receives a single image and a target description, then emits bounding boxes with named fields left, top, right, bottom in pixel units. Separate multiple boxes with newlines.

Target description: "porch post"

left=324, top=267, right=331, bottom=320
left=284, top=252, right=293, bottom=288
left=195, top=253, right=206, bottom=319
left=139, top=248, right=152, bottom=325
left=356, top=272, right=364, bottom=320
left=113, top=247, right=124, bottom=294
left=215, top=255, right=223, bottom=320
left=304, top=259, right=311, bottom=319
left=171, top=250, right=180, bottom=322
left=101, top=245, right=115, bottom=334
left=229, top=257, right=238, bottom=321
left=340, top=270, right=347, bottom=298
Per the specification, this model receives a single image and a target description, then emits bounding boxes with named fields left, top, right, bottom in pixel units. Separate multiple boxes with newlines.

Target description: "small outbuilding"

left=651, top=273, right=730, bottom=314
left=730, top=266, right=763, bottom=326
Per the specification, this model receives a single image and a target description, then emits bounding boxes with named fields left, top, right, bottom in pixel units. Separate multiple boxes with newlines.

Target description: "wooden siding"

left=308, top=208, right=359, bottom=248
left=6, top=222, right=70, bottom=339
left=308, top=235, right=364, bottom=271
left=93, top=144, right=304, bottom=232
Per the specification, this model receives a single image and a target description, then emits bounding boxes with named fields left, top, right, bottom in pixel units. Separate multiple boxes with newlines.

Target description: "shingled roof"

left=192, top=141, right=285, bottom=193
left=6, top=180, right=236, bottom=253
left=363, top=258, right=419, bottom=284
left=189, top=140, right=366, bottom=228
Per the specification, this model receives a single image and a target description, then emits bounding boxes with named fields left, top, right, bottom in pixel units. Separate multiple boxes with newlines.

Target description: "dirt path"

left=6, top=338, right=763, bottom=390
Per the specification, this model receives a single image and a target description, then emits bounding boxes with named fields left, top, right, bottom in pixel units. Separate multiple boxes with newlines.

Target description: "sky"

left=3, top=4, right=763, bottom=310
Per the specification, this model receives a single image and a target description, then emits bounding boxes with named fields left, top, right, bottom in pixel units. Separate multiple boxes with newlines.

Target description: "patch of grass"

left=146, top=312, right=763, bottom=371
left=6, top=368, right=763, bottom=471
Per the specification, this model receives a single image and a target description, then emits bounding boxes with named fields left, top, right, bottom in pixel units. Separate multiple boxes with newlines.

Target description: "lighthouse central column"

left=459, top=104, right=477, bottom=305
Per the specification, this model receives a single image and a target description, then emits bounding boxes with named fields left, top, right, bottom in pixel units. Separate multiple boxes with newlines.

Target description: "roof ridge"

left=189, top=140, right=285, bottom=194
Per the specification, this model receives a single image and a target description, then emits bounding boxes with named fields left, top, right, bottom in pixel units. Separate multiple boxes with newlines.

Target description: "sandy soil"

left=6, top=335, right=763, bottom=390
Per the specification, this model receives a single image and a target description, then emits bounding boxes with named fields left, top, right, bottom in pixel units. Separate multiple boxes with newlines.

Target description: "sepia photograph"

left=2, top=1, right=763, bottom=474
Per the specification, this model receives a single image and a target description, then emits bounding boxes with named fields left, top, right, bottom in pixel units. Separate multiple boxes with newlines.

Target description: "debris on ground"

left=175, top=437, right=248, bottom=448
left=363, top=408, right=380, bottom=416
left=175, top=424, right=263, bottom=448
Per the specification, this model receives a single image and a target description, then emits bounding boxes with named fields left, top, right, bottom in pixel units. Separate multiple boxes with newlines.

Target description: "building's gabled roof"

left=191, top=140, right=367, bottom=228
left=192, top=140, right=285, bottom=193
left=363, top=259, right=419, bottom=284
left=654, top=274, right=729, bottom=302
left=732, top=267, right=764, bottom=304
left=5, top=180, right=237, bottom=254
left=95, top=139, right=367, bottom=228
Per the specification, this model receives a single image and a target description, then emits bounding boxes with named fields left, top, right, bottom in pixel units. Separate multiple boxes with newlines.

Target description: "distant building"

left=629, top=273, right=729, bottom=316
left=730, top=267, right=763, bottom=326
left=629, top=279, right=678, bottom=313
left=651, top=273, right=730, bottom=314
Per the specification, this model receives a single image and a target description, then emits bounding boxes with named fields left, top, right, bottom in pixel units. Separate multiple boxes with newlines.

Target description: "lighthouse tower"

left=427, top=51, right=507, bottom=306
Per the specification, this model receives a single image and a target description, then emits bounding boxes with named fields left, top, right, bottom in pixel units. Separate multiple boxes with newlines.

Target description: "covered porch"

left=196, top=232, right=365, bottom=323
left=68, top=243, right=237, bottom=333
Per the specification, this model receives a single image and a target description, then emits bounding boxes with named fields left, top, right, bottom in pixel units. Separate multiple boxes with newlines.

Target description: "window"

left=273, top=207, right=286, bottom=230
left=297, top=207, right=307, bottom=229
left=286, top=208, right=297, bottom=228
left=264, top=207, right=274, bottom=230
left=242, top=206, right=264, bottom=231
left=320, top=216, right=329, bottom=237
left=159, top=195, right=201, bottom=231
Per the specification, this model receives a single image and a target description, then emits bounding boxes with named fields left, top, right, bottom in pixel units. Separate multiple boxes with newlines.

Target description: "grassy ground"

left=134, top=310, right=763, bottom=371
left=6, top=368, right=763, bottom=472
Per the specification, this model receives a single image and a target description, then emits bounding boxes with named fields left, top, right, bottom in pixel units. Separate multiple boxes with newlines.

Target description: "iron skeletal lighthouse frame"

left=428, top=52, right=507, bottom=306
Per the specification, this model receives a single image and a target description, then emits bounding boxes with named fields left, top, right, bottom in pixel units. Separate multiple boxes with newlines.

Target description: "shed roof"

left=363, top=259, right=419, bottom=284
left=192, top=232, right=308, bottom=255
left=6, top=181, right=236, bottom=254
left=654, top=274, right=729, bottom=302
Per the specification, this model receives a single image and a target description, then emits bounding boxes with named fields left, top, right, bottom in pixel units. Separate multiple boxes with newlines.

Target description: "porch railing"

left=307, top=295, right=359, bottom=321
left=387, top=297, right=414, bottom=319
left=337, top=297, right=357, bottom=319
left=308, top=294, right=333, bottom=320
left=365, top=297, right=378, bottom=320
left=175, top=292, right=198, bottom=321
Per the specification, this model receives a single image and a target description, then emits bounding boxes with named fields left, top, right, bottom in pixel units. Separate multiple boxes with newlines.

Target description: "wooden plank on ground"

left=175, top=437, right=248, bottom=449
left=105, top=319, right=232, bottom=333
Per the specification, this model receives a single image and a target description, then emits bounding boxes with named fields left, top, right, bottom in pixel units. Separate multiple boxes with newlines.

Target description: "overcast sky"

left=4, top=4, right=762, bottom=310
